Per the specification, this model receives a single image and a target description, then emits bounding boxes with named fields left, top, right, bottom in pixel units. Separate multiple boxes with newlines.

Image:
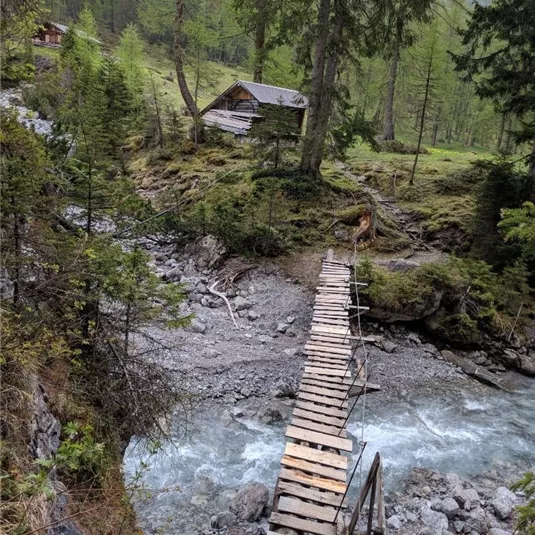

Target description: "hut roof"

left=201, top=80, right=308, bottom=115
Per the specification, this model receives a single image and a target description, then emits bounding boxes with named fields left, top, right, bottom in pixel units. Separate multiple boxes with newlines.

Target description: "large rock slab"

left=230, top=482, right=269, bottom=522
left=441, top=351, right=517, bottom=392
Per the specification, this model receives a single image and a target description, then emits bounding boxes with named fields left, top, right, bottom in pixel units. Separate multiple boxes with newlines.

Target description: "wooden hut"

left=200, top=80, right=308, bottom=137
left=33, top=22, right=68, bottom=46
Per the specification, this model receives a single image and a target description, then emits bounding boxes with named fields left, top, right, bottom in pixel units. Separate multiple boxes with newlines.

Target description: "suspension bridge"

left=268, top=251, right=386, bottom=535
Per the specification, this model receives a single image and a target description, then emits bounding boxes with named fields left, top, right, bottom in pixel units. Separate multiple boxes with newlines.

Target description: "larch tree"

left=173, top=0, right=198, bottom=117
left=382, top=0, right=434, bottom=141
left=452, top=0, right=535, bottom=176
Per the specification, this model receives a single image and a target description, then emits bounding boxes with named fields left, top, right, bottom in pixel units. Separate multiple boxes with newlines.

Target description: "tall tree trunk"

left=496, top=114, right=506, bottom=151
left=307, top=0, right=344, bottom=175
left=410, top=48, right=433, bottom=185
left=174, top=0, right=198, bottom=117
left=528, top=142, right=535, bottom=178
left=432, top=121, right=439, bottom=146
left=300, top=0, right=331, bottom=176
left=383, top=13, right=403, bottom=141
left=253, top=0, right=267, bottom=83
left=110, top=0, right=115, bottom=33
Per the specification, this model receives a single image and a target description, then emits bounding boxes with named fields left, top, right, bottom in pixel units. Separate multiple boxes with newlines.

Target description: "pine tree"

left=249, top=101, right=299, bottom=168
left=453, top=0, right=535, bottom=175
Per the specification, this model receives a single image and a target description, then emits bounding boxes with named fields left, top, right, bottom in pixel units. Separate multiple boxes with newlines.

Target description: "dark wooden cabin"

left=33, top=22, right=68, bottom=46
left=200, top=80, right=308, bottom=137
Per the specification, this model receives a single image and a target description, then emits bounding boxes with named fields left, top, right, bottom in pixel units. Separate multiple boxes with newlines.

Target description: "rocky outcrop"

left=385, top=468, right=522, bottom=535
left=499, top=348, right=535, bottom=377
left=229, top=482, right=270, bottom=522
left=368, top=288, right=443, bottom=322
left=184, top=235, right=227, bottom=270
left=441, top=350, right=517, bottom=392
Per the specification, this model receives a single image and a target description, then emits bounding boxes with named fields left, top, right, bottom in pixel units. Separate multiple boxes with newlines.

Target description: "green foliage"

left=433, top=168, right=483, bottom=196
left=249, top=102, right=300, bottom=168
left=512, top=472, right=535, bottom=535
left=251, top=168, right=323, bottom=200
left=471, top=159, right=533, bottom=265
left=379, top=139, right=428, bottom=155
left=116, top=23, right=146, bottom=109
left=499, top=202, right=535, bottom=260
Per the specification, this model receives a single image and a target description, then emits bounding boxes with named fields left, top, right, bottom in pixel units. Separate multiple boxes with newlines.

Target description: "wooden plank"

left=348, top=381, right=381, bottom=394
left=300, top=383, right=348, bottom=400
left=285, top=442, right=348, bottom=469
left=276, top=480, right=344, bottom=507
left=269, top=512, right=337, bottom=535
left=295, top=400, right=347, bottom=418
left=312, top=318, right=350, bottom=326
left=301, top=377, right=349, bottom=392
left=311, top=334, right=352, bottom=345
left=297, top=391, right=348, bottom=408
left=292, top=408, right=346, bottom=429
left=312, top=325, right=352, bottom=334
left=305, top=343, right=351, bottom=355
left=305, top=348, right=350, bottom=358
left=291, top=417, right=347, bottom=438
left=304, top=366, right=351, bottom=377
left=305, top=360, right=348, bottom=370
left=278, top=496, right=338, bottom=523
left=279, top=468, right=347, bottom=494
left=302, top=372, right=352, bottom=386
left=286, top=426, right=352, bottom=452
left=281, top=453, right=346, bottom=480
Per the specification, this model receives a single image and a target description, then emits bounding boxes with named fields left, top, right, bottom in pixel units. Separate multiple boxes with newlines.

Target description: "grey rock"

left=234, top=296, right=251, bottom=311
left=258, top=335, right=272, bottom=344
left=203, top=348, right=220, bottom=359
left=444, top=474, right=461, bottom=489
left=210, top=511, right=237, bottom=529
left=489, top=529, right=511, bottom=535
left=188, top=292, right=203, bottom=303
left=432, top=497, right=460, bottom=519
left=334, top=229, right=349, bottom=240
left=420, top=504, right=449, bottom=533
left=272, top=381, right=295, bottom=399
left=260, top=406, right=285, bottom=425
left=196, top=282, right=208, bottom=294
left=164, top=266, right=183, bottom=282
left=376, top=258, right=422, bottom=272
left=286, top=316, right=296, bottom=324
left=489, top=487, right=516, bottom=520
left=382, top=340, right=398, bottom=353
left=462, top=506, right=489, bottom=533
left=229, top=482, right=270, bottom=522
left=387, top=515, right=403, bottom=529
left=283, top=348, right=300, bottom=357
left=453, top=520, right=465, bottom=533
left=247, top=310, right=260, bottom=321
left=277, top=323, right=290, bottom=333
left=408, top=332, right=422, bottom=345
left=452, top=486, right=480, bottom=510
left=191, top=320, right=206, bottom=334
left=189, top=235, right=227, bottom=269
left=181, top=277, right=196, bottom=292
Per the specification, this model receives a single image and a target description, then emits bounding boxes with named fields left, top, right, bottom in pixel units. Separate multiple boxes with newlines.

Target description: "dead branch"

left=208, top=280, right=238, bottom=328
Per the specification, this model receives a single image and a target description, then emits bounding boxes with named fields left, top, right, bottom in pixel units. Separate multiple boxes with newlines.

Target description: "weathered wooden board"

left=295, top=400, right=347, bottom=418
left=286, top=426, right=352, bottom=452
left=305, top=343, right=351, bottom=355
left=304, top=349, right=351, bottom=359
left=304, top=366, right=351, bottom=377
left=281, top=453, right=346, bottom=480
left=285, top=442, right=348, bottom=469
left=292, top=408, right=346, bottom=429
left=300, top=384, right=348, bottom=400
left=276, top=480, right=344, bottom=507
left=297, top=392, right=349, bottom=408
left=305, top=360, right=348, bottom=370
left=291, top=417, right=347, bottom=438
left=278, top=496, right=338, bottom=523
left=270, top=512, right=337, bottom=535
left=279, top=468, right=347, bottom=493
left=302, top=372, right=353, bottom=386
left=311, top=334, right=352, bottom=345
left=301, top=377, right=349, bottom=392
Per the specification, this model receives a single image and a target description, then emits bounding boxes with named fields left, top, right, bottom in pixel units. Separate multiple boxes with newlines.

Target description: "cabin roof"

left=46, top=22, right=102, bottom=44
left=201, top=80, right=308, bottom=115
left=202, top=109, right=261, bottom=136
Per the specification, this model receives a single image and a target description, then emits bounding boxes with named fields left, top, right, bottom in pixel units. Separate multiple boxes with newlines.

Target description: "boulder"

left=381, top=340, right=398, bottom=353
left=432, top=497, right=460, bottom=519
left=489, top=529, right=512, bottom=535
left=211, top=511, right=238, bottom=529
left=489, top=487, right=516, bottom=520
left=386, top=515, right=403, bottom=529
left=260, top=406, right=285, bottom=425
left=189, top=235, right=227, bottom=269
left=191, top=320, right=206, bottom=334
left=283, top=348, right=300, bottom=357
left=277, top=323, right=290, bottom=333
left=202, top=348, right=220, bottom=359
left=420, top=503, right=449, bottom=533
left=376, top=259, right=422, bottom=272
left=452, top=486, right=480, bottom=510
left=441, top=351, right=516, bottom=392
left=272, top=381, right=295, bottom=399
left=461, top=506, right=489, bottom=533
left=229, top=482, right=270, bottom=522
left=234, top=296, right=251, bottom=311
left=247, top=310, right=260, bottom=321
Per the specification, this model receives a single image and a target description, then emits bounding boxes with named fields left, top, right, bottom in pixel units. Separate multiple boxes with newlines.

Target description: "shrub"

left=379, top=139, right=429, bottom=155
left=433, top=168, right=484, bottom=195
left=251, top=168, right=323, bottom=199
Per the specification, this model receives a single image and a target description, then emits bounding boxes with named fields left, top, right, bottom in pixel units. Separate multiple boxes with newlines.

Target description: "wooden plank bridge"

left=268, top=255, right=385, bottom=535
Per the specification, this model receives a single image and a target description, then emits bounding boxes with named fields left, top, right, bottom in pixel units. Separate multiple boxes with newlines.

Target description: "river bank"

left=124, top=240, right=534, bottom=535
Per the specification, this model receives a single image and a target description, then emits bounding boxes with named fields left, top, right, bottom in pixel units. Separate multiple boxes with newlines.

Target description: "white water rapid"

left=124, top=379, right=534, bottom=534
